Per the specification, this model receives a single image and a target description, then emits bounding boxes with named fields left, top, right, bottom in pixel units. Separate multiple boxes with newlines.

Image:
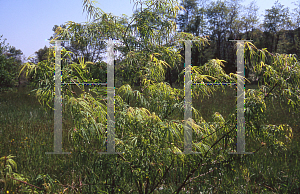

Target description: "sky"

left=0, top=0, right=298, bottom=63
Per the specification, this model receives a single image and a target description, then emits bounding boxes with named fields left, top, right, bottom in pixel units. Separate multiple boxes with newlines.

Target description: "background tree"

left=176, top=0, right=199, bottom=34
left=50, top=23, right=106, bottom=64
left=0, top=35, right=23, bottom=88
left=291, top=0, right=300, bottom=29
left=261, top=0, right=294, bottom=53
left=222, top=0, right=244, bottom=75
left=175, top=0, right=300, bottom=81
left=239, top=0, right=260, bottom=79
left=240, top=0, right=260, bottom=40
left=205, top=0, right=235, bottom=74
left=34, top=45, right=51, bottom=63
left=176, top=0, right=212, bottom=75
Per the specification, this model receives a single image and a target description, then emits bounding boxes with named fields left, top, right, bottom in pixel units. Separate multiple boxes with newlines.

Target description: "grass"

left=0, top=84, right=299, bottom=193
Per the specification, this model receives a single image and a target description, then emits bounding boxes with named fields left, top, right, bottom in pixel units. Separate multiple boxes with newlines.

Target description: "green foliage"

left=34, top=46, right=51, bottom=63
left=262, top=0, right=294, bottom=34
left=19, top=38, right=299, bottom=193
left=5, top=0, right=300, bottom=193
left=0, top=155, right=32, bottom=193
left=50, top=22, right=107, bottom=64
left=86, top=61, right=107, bottom=83
left=0, top=35, right=23, bottom=89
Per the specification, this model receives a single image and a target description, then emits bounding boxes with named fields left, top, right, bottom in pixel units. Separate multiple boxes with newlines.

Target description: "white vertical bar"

left=46, top=40, right=70, bottom=155
left=106, top=38, right=116, bottom=153
left=229, top=40, right=253, bottom=155
left=184, top=40, right=193, bottom=154
left=236, top=41, right=245, bottom=153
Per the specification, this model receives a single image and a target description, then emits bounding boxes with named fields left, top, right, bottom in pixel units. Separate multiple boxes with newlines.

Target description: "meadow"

left=0, top=83, right=299, bottom=193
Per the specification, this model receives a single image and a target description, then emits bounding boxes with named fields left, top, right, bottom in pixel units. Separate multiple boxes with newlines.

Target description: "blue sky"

left=0, top=0, right=297, bottom=63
